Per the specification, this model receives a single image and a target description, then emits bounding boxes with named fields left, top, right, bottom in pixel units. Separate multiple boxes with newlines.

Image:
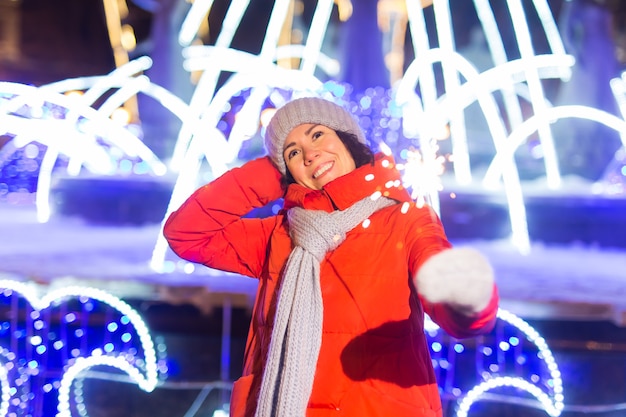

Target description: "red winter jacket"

left=164, top=153, right=498, bottom=417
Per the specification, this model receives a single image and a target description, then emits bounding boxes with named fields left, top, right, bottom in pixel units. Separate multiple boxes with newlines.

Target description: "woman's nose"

left=303, top=147, right=319, bottom=164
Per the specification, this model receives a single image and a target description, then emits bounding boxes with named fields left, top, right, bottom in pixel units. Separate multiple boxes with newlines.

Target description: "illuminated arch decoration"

left=402, top=0, right=570, bottom=188
left=0, top=0, right=625, bottom=414
left=168, top=0, right=339, bottom=174
left=0, top=0, right=621, bottom=261
left=395, top=0, right=572, bottom=255
left=484, top=105, right=626, bottom=186
left=153, top=0, right=626, bottom=261
left=611, top=71, right=626, bottom=121
left=605, top=72, right=626, bottom=194
left=425, top=308, right=564, bottom=417
left=0, top=275, right=165, bottom=417
left=149, top=0, right=348, bottom=270
left=0, top=57, right=176, bottom=223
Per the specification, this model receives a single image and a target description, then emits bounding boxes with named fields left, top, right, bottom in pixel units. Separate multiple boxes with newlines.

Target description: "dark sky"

left=2, top=0, right=624, bottom=86
left=0, top=0, right=151, bottom=85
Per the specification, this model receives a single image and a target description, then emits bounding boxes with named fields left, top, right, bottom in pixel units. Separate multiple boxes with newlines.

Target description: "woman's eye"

left=312, top=131, right=323, bottom=140
left=287, top=149, right=300, bottom=160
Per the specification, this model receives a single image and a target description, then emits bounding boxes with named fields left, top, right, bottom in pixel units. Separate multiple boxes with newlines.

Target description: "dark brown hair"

left=281, top=130, right=375, bottom=187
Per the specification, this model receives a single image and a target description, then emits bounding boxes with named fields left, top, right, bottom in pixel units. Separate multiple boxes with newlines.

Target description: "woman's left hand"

left=413, top=247, right=495, bottom=316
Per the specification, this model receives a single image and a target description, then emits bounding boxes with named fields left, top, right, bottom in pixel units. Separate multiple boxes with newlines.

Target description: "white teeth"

left=313, top=162, right=332, bottom=179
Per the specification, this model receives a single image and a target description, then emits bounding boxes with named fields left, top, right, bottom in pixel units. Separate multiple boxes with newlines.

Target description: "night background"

left=1, top=1, right=626, bottom=416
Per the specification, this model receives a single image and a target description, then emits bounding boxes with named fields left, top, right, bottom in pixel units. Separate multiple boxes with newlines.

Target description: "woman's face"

left=283, top=123, right=356, bottom=190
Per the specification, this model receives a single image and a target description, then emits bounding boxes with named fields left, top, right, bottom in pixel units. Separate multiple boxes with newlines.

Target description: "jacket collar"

left=283, top=153, right=412, bottom=212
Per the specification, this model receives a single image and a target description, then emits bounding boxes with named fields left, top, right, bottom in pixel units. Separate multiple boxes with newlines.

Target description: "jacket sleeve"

left=423, top=286, right=499, bottom=339
left=163, top=156, right=285, bottom=278
left=406, top=204, right=499, bottom=339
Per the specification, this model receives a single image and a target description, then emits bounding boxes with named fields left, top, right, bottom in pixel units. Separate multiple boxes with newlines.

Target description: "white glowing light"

left=213, top=409, right=229, bottom=417
left=432, top=0, right=470, bottom=185
left=400, top=0, right=568, bottom=188
left=0, top=77, right=168, bottom=224
left=171, top=46, right=325, bottom=171
left=299, top=0, right=334, bottom=75
left=473, top=0, right=524, bottom=130
left=396, top=53, right=576, bottom=183
left=423, top=315, right=440, bottom=333
left=609, top=72, right=626, bottom=147
left=484, top=105, right=626, bottom=187
left=276, top=45, right=340, bottom=76
left=611, top=72, right=626, bottom=119
left=454, top=309, right=564, bottom=417
left=393, top=1, right=582, bottom=253
left=405, top=1, right=437, bottom=110
left=179, top=0, right=291, bottom=177
left=96, top=75, right=150, bottom=116
left=456, top=376, right=562, bottom=417
left=427, top=308, right=563, bottom=417
left=41, top=61, right=188, bottom=172
left=56, top=355, right=156, bottom=417
left=507, top=0, right=560, bottom=189
left=41, top=69, right=196, bottom=176
left=43, top=56, right=154, bottom=106
left=176, top=0, right=257, bottom=173
left=178, top=0, right=218, bottom=47
left=400, top=147, right=444, bottom=210
left=218, top=0, right=253, bottom=50
left=258, top=0, right=291, bottom=62
left=110, top=107, right=132, bottom=126
left=395, top=53, right=580, bottom=254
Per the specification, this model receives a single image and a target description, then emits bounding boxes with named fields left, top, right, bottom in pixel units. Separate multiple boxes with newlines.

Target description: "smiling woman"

left=281, top=123, right=357, bottom=190
left=263, top=98, right=375, bottom=190
left=162, top=95, right=499, bottom=417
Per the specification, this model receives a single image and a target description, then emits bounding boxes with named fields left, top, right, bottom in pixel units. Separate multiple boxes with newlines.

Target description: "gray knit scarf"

left=254, top=195, right=395, bottom=417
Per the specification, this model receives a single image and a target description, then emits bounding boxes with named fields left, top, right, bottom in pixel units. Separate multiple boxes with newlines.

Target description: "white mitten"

left=414, top=247, right=494, bottom=316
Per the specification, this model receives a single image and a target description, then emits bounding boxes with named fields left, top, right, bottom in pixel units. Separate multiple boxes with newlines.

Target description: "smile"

left=313, top=161, right=333, bottom=179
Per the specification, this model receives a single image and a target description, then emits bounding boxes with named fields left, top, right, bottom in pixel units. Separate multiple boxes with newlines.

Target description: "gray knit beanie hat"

left=264, top=97, right=367, bottom=175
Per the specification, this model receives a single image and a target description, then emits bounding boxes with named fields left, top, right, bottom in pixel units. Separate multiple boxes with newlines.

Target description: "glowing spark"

left=400, top=147, right=445, bottom=208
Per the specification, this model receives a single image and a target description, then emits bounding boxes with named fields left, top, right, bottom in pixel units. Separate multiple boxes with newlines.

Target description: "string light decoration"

left=0, top=271, right=564, bottom=417
left=0, top=276, right=166, bottom=416
left=424, top=309, right=564, bottom=417
left=1, top=0, right=626, bottom=415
